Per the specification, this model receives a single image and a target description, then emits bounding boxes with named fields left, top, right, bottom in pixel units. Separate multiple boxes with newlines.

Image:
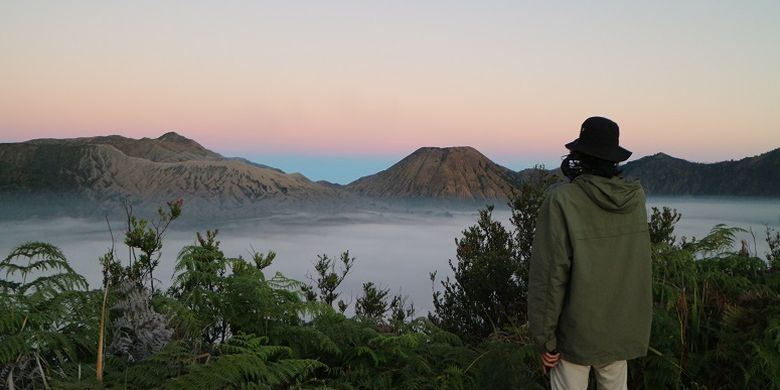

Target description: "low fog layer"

left=1, top=198, right=778, bottom=315
left=647, top=197, right=780, bottom=243
left=0, top=208, right=487, bottom=315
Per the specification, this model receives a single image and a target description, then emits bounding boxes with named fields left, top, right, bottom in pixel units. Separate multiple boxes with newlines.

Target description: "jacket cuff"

left=543, top=338, right=557, bottom=353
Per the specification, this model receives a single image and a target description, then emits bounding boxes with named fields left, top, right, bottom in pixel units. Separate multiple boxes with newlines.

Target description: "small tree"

left=168, top=230, right=232, bottom=344
left=766, top=227, right=780, bottom=270
left=301, top=251, right=355, bottom=313
left=355, top=282, right=390, bottom=325
left=431, top=205, right=519, bottom=340
left=508, top=167, right=559, bottom=319
left=100, top=199, right=182, bottom=292
left=389, top=293, right=415, bottom=331
left=122, top=199, right=182, bottom=292
left=431, top=167, right=557, bottom=341
left=649, top=206, right=682, bottom=247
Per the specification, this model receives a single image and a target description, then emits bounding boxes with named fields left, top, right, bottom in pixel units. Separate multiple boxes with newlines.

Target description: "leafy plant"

left=649, top=206, right=683, bottom=247
left=0, top=242, right=96, bottom=389
left=508, top=166, right=560, bottom=313
left=766, top=226, right=780, bottom=270
left=355, top=282, right=391, bottom=326
left=109, top=280, right=173, bottom=362
left=163, top=334, right=325, bottom=389
left=120, top=199, right=182, bottom=292
left=632, top=212, right=780, bottom=389
left=301, top=251, right=355, bottom=313
left=431, top=205, right=521, bottom=340
left=167, top=230, right=231, bottom=344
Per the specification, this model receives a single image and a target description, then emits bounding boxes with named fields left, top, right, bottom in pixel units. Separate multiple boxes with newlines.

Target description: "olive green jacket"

left=528, top=174, right=652, bottom=366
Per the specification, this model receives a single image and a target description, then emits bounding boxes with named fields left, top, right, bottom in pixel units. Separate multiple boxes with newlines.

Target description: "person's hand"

left=541, top=351, right=560, bottom=372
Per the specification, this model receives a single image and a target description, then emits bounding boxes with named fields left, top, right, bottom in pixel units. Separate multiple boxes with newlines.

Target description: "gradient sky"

left=2, top=1, right=779, bottom=183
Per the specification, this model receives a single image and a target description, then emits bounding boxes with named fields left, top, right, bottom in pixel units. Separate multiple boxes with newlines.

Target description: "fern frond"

left=352, top=346, right=380, bottom=367
left=273, top=324, right=342, bottom=356
left=268, top=271, right=306, bottom=291
left=113, top=341, right=192, bottom=387
left=3, top=242, right=73, bottom=273
left=692, top=225, right=746, bottom=256
left=161, top=334, right=325, bottom=388
left=20, top=271, right=88, bottom=295
left=0, top=333, right=30, bottom=363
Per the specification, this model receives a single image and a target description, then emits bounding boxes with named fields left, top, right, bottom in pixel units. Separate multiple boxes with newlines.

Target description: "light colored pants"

left=550, top=359, right=627, bottom=390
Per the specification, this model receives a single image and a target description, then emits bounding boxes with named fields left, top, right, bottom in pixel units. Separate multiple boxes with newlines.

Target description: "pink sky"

left=1, top=2, right=779, bottom=166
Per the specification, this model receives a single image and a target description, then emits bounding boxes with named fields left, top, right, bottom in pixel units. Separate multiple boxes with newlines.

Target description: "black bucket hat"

left=565, top=116, right=632, bottom=162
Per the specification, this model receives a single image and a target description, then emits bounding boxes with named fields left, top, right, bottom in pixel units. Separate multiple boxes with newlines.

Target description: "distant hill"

left=622, top=148, right=780, bottom=196
left=345, top=146, right=520, bottom=200
left=0, top=133, right=342, bottom=218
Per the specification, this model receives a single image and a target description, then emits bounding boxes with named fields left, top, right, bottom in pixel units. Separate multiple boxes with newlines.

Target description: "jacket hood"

left=574, top=174, right=643, bottom=214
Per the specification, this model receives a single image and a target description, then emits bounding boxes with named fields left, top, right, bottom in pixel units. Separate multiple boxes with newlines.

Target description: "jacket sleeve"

left=528, top=192, right=572, bottom=353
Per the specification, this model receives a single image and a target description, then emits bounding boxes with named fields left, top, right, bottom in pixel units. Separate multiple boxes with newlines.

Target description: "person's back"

left=531, top=174, right=652, bottom=364
left=528, top=117, right=652, bottom=390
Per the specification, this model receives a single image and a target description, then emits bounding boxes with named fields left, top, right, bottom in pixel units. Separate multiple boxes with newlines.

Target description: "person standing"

left=528, top=116, right=652, bottom=389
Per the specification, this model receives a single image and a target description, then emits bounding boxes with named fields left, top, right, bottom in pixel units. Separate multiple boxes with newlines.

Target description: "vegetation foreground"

left=2, top=171, right=780, bottom=389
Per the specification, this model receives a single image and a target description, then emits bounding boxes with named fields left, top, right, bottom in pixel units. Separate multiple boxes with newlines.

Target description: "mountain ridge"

left=1, top=133, right=778, bottom=219
left=0, top=133, right=344, bottom=218
left=621, top=147, right=780, bottom=196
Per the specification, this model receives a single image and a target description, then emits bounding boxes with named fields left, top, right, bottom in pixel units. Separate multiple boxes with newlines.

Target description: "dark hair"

left=560, top=151, right=621, bottom=181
